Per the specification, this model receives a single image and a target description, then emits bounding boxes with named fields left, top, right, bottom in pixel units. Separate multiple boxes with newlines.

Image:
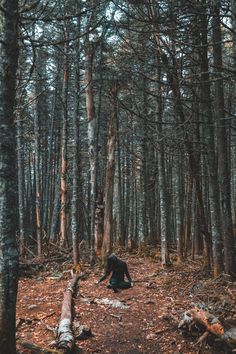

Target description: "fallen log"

left=56, top=273, right=82, bottom=352
left=179, top=307, right=236, bottom=348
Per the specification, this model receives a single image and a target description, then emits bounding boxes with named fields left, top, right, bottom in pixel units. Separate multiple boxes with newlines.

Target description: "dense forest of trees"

left=1, top=1, right=236, bottom=351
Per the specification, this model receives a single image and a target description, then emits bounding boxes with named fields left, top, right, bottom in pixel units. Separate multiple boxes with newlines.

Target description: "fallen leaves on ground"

left=16, top=253, right=236, bottom=353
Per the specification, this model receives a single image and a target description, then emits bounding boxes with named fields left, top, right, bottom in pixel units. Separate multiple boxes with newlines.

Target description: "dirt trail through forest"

left=17, top=255, right=235, bottom=353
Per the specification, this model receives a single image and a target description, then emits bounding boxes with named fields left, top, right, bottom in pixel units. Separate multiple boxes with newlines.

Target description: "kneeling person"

left=96, top=254, right=133, bottom=292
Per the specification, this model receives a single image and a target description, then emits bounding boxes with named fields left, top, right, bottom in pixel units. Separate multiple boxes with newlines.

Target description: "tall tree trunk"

left=130, top=136, right=135, bottom=250
left=232, top=0, right=236, bottom=66
left=212, top=2, right=236, bottom=275
left=157, top=80, right=170, bottom=265
left=134, top=177, right=139, bottom=247
left=158, top=146, right=170, bottom=266
left=50, top=174, right=60, bottom=241
left=117, top=114, right=125, bottom=247
left=0, top=1, right=19, bottom=352
left=184, top=175, right=193, bottom=258
left=101, top=83, right=118, bottom=262
left=34, top=61, right=42, bottom=255
left=175, top=155, right=184, bottom=262
left=44, top=81, right=57, bottom=239
left=16, top=107, right=25, bottom=258
left=71, top=12, right=81, bottom=264
left=85, top=38, right=96, bottom=262
left=199, top=1, right=224, bottom=276
left=155, top=45, right=170, bottom=266
left=142, top=79, right=149, bottom=242
left=94, top=187, right=104, bottom=257
left=125, top=152, right=131, bottom=246
left=60, top=42, right=69, bottom=248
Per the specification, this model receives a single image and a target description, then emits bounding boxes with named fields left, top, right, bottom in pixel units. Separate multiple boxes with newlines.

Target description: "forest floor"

left=16, top=250, right=236, bottom=354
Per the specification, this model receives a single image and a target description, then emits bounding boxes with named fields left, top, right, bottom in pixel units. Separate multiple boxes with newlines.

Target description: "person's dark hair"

left=107, top=253, right=118, bottom=271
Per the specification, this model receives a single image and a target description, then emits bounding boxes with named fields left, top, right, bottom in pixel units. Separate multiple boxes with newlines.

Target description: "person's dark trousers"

left=108, top=278, right=131, bottom=292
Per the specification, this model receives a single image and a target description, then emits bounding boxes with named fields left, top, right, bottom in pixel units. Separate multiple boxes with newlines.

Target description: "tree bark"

left=16, top=107, right=25, bottom=258
left=117, top=114, right=126, bottom=247
left=71, top=10, right=81, bottom=264
left=94, top=187, right=104, bottom=257
left=199, top=1, right=224, bottom=276
left=101, top=83, right=118, bottom=261
left=34, top=75, right=42, bottom=256
left=175, top=155, right=184, bottom=262
left=56, top=274, right=80, bottom=351
left=212, top=2, right=236, bottom=275
left=60, top=41, right=69, bottom=248
left=232, top=0, right=236, bottom=66
left=0, top=1, right=19, bottom=352
left=85, top=37, right=97, bottom=262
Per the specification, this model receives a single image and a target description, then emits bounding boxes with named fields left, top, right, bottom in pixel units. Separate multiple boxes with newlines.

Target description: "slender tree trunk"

left=35, top=41, right=49, bottom=240
left=0, top=1, right=19, bottom=352
left=43, top=70, right=59, bottom=238
left=50, top=174, right=60, bottom=241
left=117, top=114, right=125, bottom=247
left=175, top=155, right=184, bottom=262
left=125, top=153, right=131, bottom=246
left=85, top=39, right=96, bottom=262
left=71, top=12, right=81, bottom=264
left=16, top=110, right=25, bottom=258
left=44, top=83, right=57, bottom=239
left=212, top=3, right=236, bottom=275
left=25, top=148, right=35, bottom=235
left=34, top=78, right=42, bottom=255
left=200, top=2, right=224, bottom=276
left=71, top=90, right=80, bottom=262
left=60, top=50, right=69, bottom=248
left=130, top=138, right=135, bottom=250
left=94, top=187, right=104, bottom=257
left=184, top=175, right=193, bottom=258
left=94, top=48, right=105, bottom=257
left=142, top=79, right=149, bottom=241
left=134, top=177, right=139, bottom=247
left=157, top=91, right=170, bottom=265
left=158, top=148, right=170, bottom=266
left=155, top=48, right=170, bottom=265
left=101, top=83, right=118, bottom=261
left=232, top=0, right=236, bottom=66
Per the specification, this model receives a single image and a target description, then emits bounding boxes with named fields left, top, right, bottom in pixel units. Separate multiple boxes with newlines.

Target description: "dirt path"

left=16, top=255, right=233, bottom=353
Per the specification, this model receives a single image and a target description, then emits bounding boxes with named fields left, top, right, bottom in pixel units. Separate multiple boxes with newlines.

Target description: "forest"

left=1, top=0, right=236, bottom=353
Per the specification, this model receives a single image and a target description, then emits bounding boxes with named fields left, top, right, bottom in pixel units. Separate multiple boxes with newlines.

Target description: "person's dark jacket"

left=98, top=254, right=132, bottom=283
